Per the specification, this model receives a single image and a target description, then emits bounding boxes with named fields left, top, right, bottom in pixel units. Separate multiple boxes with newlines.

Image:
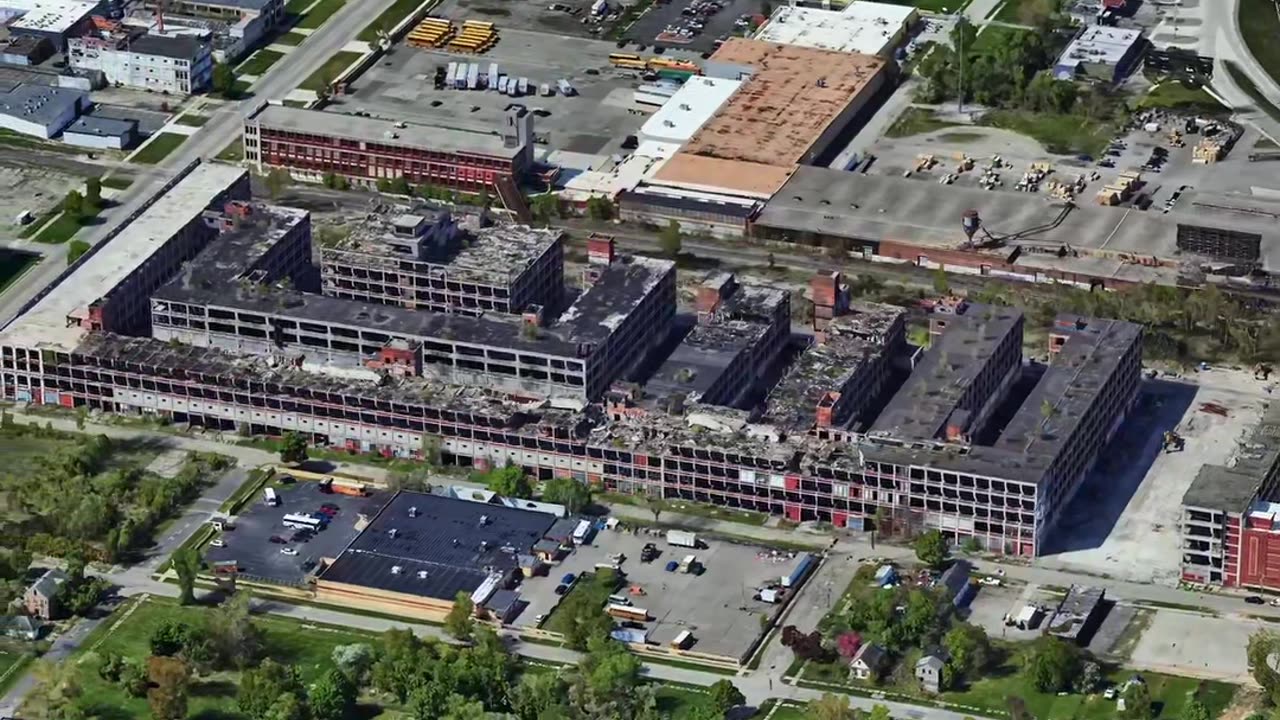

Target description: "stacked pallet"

left=447, top=20, right=498, bottom=54
left=407, top=17, right=453, bottom=48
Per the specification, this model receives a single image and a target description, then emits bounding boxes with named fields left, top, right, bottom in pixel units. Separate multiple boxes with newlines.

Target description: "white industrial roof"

left=0, top=163, right=248, bottom=352
left=562, top=143, right=680, bottom=200
left=639, top=76, right=742, bottom=145
left=1054, top=26, right=1142, bottom=74
left=0, top=0, right=98, bottom=35
left=754, top=1, right=916, bottom=56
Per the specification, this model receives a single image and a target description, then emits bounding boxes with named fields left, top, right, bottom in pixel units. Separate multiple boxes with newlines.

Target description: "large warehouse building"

left=0, top=162, right=1144, bottom=556
left=754, top=1, right=918, bottom=57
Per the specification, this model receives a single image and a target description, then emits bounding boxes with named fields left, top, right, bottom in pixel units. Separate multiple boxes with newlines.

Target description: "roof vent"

left=408, top=506, right=418, bottom=517
left=388, top=528, right=399, bottom=538
left=416, top=570, right=429, bottom=579
left=479, top=514, right=489, bottom=526
left=480, top=540, right=490, bottom=551
left=391, top=565, right=403, bottom=574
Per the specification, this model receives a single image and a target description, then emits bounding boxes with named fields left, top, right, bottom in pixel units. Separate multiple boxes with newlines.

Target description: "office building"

left=1053, top=26, right=1144, bottom=83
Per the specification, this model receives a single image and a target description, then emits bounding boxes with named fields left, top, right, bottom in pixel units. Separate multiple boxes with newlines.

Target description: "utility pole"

left=956, top=9, right=965, bottom=114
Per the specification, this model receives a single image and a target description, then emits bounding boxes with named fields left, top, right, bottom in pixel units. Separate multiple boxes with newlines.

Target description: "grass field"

left=0, top=249, right=38, bottom=294
left=992, top=0, right=1035, bottom=23
left=358, top=0, right=428, bottom=41
left=0, top=640, right=34, bottom=696
left=1238, top=0, right=1280, bottom=93
left=72, top=596, right=376, bottom=720
left=0, top=429, right=161, bottom=484
left=176, top=113, right=211, bottom=127
left=100, top=176, right=133, bottom=190
left=885, top=107, right=960, bottom=138
left=33, top=209, right=99, bottom=245
left=237, top=49, right=286, bottom=76
left=276, top=31, right=308, bottom=45
left=979, top=109, right=1112, bottom=156
left=598, top=492, right=769, bottom=526
left=295, top=0, right=347, bottom=29
left=300, top=51, right=362, bottom=91
left=1138, top=81, right=1227, bottom=113
left=872, top=0, right=962, bottom=12
left=217, top=139, right=245, bottom=162
left=131, top=133, right=187, bottom=165
left=1223, top=61, right=1280, bottom=124
left=543, top=571, right=614, bottom=636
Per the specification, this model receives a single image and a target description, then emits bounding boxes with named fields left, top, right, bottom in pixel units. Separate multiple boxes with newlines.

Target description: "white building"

left=638, top=76, right=742, bottom=146
left=68, top=32, right=213, bottom=95
left=754, top=0, right=917, bottom=57
left=0, top=0, right=99, bottom=50
left=0, top=84, right=88, bottom=139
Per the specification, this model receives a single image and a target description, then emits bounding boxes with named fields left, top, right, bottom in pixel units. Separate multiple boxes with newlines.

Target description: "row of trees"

left=472, top=464, right=594, bottom=514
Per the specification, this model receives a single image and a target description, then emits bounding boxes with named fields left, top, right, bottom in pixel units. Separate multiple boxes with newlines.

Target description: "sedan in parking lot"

left=1246, top=595, right=1265, bottom=605
left=281, top=547, right=299, bottom=556
left=269, top=535, right=287, bottom=544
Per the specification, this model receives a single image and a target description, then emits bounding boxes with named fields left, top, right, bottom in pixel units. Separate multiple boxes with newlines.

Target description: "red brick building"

left=244, top=104, right=532, bottom=191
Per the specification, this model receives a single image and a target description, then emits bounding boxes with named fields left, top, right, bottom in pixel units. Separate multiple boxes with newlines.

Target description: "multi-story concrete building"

left=68, top=31, right=213, bottom=95
left=0, top=166, right=1145, bottom=556
left=319, top=209, right=564, bottom=316
left=164, top=0, right=285, bottom=58
left=244, top=105, right=534, bottom=192
left=1181, top=402, right=1280, bottom=589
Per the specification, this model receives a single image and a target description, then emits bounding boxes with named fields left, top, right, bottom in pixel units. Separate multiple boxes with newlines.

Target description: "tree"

left=914, top=529, right=949, bottom=568
left=265, top=692, right=308, bottom=720
left=542, top=477, right=592, bottom=513
left=264, top=168, right=291, bottom=201
left=204, top=591, right=265, bottom=670
left=647, top=496, right=664, bottom=523
left=659, top=220, right=682, bottom=258
left=1249, top=631, right=1280, bottom=703
left=479, top=464, right=532, bottom=499
left=943, top=623, right=991, bottom=679
left=1020, top=636, right=1081, bottom=693
left=868, top=705, right=892, bottom=720
left=1120, top=680, right=1153, bottom=720
left=806, top=692, right=857, bottom=720
left=147, top=655, right=191, bottom=720
left=445, top=591, right=476, bottom=641
left=27, top=659, right=83, bottom=720
left=902, top=589, right=943, bottom=646
left=150, top=621, right=192, bottom=657
left=1076, top=660, right=1102, bottom=694
left=706, top=679, right=745, bottom=715
left=238, top=659, right=306, bottom=720
left=212, top=62, right=237, bottom=98
left=279, top=431, right=308, bottom=464
left=331, top=643, right=375, bottom=687
left=512, top=671, right=569, bottom=720
left=529, top=192, right=560, bottom=224
left=85, top=178, right=102, bottom=210
left=63, top=190, right=85, bottom=220
left=1181, top=697, right=1210, bottom=720
left=932, top=266, right=950, bottom=294
left=310, top=667, right=357, bottom=720
left=172, top=546, right=200, bottom=606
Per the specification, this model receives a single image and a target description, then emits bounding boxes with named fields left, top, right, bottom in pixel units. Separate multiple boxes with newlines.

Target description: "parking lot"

left=338, top=29, right=654, bottom=159
left=432, top=0, right=631, bottom=38
left=624, top=0, right=759, bottom=53
left=204, top=479, right=394, bottom=586
left=1129, top=610, right=1257, bottom=683
left=516, top=527, right=807, bottom=661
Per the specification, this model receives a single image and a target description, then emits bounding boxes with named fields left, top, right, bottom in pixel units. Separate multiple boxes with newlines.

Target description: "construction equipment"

left=1162, top=430, right=1185, bottom=453
left=914, top=153, right=936, bottom=172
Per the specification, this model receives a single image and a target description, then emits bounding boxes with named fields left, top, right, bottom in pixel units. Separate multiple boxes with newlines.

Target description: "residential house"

left=24, top=568, right=69, bottom=620
left=915, top=652, right=948, bottom=693
left=0, top=615, right=43, bottom=640
left=940, top=559, right=975, bottom=609
left=849, top=643, right=890, bottom=681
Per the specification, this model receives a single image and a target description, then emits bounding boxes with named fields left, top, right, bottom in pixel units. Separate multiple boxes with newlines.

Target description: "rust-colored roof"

left=651, top=154, right=797, bottom=198
left=685, top=38, right=887, bottom=167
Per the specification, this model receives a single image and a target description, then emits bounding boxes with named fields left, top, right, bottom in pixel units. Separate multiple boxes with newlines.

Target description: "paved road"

left=0, top=0, right=399, bottom=330
left=0, top=607, right=105, bottom=717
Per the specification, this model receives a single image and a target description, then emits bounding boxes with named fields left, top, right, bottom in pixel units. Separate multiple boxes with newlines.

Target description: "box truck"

left=666, top=529, right=698, bottom=548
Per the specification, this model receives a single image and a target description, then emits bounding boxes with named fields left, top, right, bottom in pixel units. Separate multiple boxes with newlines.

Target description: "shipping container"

left=781, top=552, right=815, bottom=588
left=447, top=61, right=458, bottom=86
left=666, top=530, right=698, bottom=548
left=611, top=627, right=648, bottom=644
left=467, top=63, right=480, bottom=89
left=498, top=75, right=509, bottom=93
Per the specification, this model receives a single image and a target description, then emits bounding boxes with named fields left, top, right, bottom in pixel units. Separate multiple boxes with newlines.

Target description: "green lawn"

left=300, top=51, right=362, bottom=91
left=100, top=175, right=134, bottom=190
left=1238, top=0, right=1280, bottom=93
left=33, top=209, right=98, bottom=245
left=972, top=24, right=1031, bottom=53
left=72, top=596, right=377, bottom=720
left=885, top=107, right=960, bottom=138
left=217, top=139, right=245, bottom=162
left=599, top=492, right=769, bottom=526
left=1222, top=61, right=1280, bottom=124
left=0, top=640, right=35, bottom=696
left=131, top=132, right=187, bottom=165
left=655, top=685, right=717, bottom=719
left=1138, top=81, right=1227, bottom=113
left=0, top=249, right=38, bottom=293
left=284, top=0, right=314, bottom=12
left=0, top=129, right=92, bottom=156
left=17, top=210, right=57, bottom=239
left=358, top=0, right=427, bottom=41
left=276, top=31, right=308, bottom=45
left=873, top=0, right=962, bottom=12
left=979, top=109, right=1113, bottom=156
left=295, top=0, right=347, bottom=29
left=0, top=427, right=162, bottom=485
left=543, top=571, right=616, bottom=636
left=176, top=113, right=211, bottom=127
left=992, top=0, right=1036, bottom=23
left=237, top=49, right=286, bottom=76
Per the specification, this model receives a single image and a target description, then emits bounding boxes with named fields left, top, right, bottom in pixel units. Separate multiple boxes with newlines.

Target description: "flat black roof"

left=318, top=491, right=558, bottom=601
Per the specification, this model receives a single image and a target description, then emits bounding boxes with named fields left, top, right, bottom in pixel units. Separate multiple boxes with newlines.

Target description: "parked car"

left=554, top=584, right=569, bottom=596
left=210, top=539, right=226, bottom=548
left=281, top=547, right=299, bottom=556
left=269, top=535, right=287, bottom=544
left=665, top=560, right=679, bottom=572
left=561, top=573, right=577, bottom=586
left=1246, top=595, right=1265, bottom=605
